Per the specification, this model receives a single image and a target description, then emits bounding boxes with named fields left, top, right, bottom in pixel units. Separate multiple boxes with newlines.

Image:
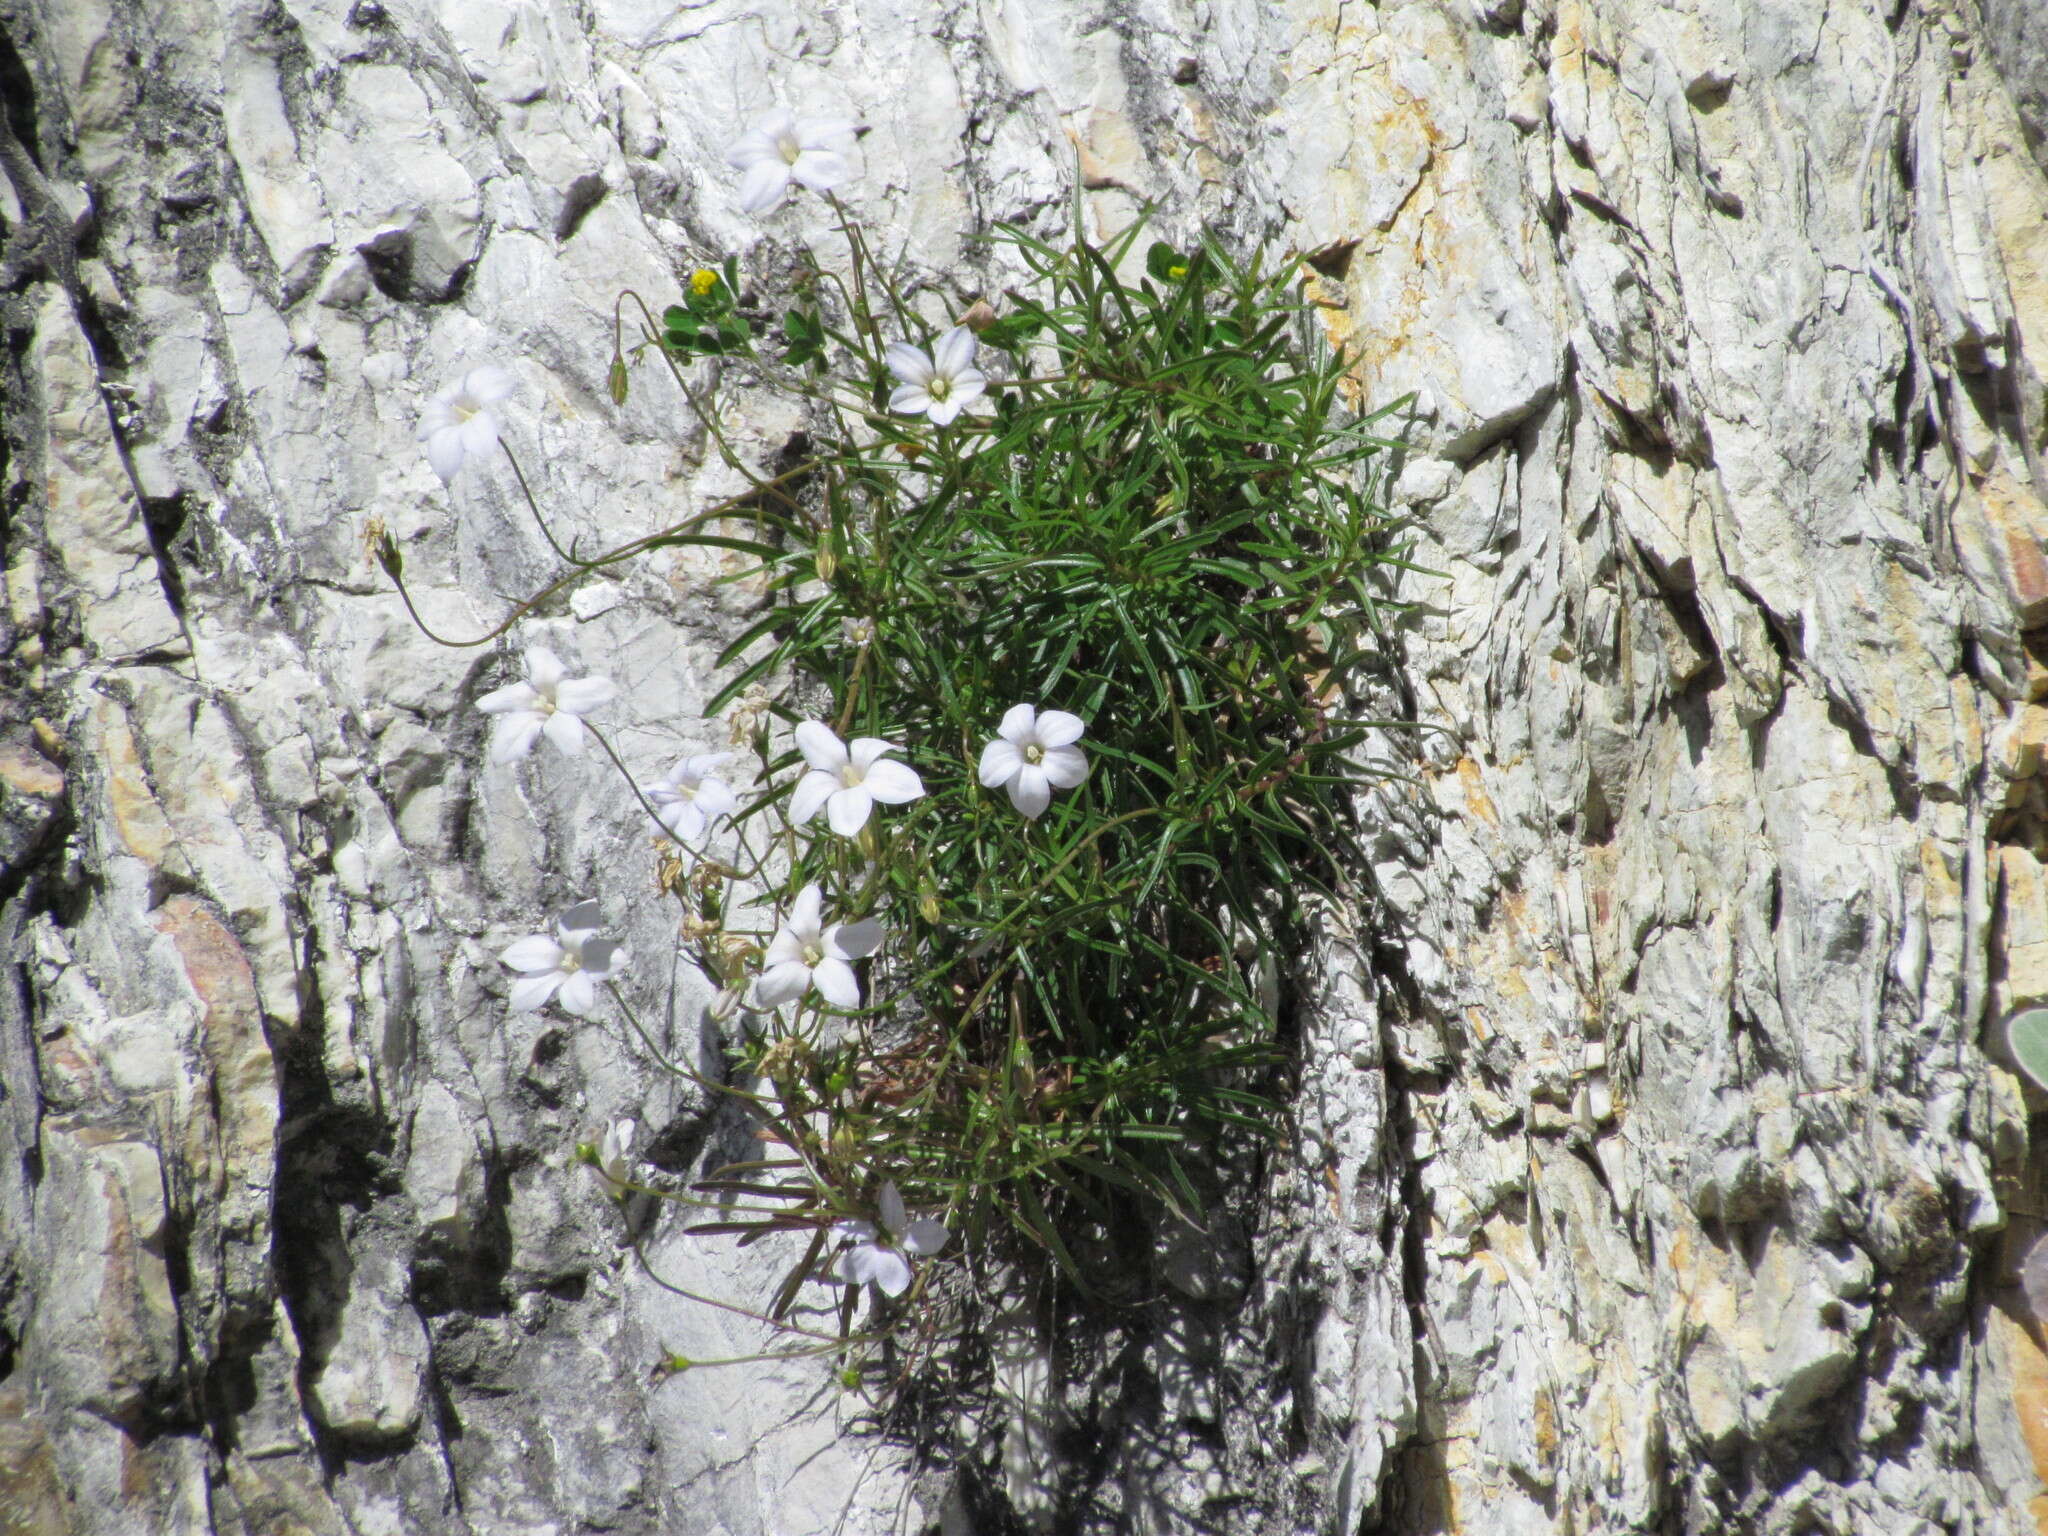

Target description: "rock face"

left=1, top=0, right=2044, bottom=1533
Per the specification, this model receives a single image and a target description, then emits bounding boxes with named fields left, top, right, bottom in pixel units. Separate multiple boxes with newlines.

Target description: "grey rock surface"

left=2, top=0, right=2046, bottom=1533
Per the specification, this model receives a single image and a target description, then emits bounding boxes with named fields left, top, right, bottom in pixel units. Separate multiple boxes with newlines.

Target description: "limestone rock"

left=2, top=0, right=2045, bottom=1531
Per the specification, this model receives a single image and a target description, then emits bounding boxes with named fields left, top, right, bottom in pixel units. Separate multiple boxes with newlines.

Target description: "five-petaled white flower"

left=754, top=884, right=882, bottom=1010
left=790, top=720, right=925, bottom=837
left=644, top=753, right=739, bottom=843
left=477, top=646, right=617, bottom=764
left=726, top=108, right=859, bottom=214
left=886, top=328, right=987, bottom=426
left=588, top=1118, right=635, bottom=1199
left=833, top=1182, right=951, bottom=1297
left=979, top=704, right=1089, bottom=819
left=501, top=900, right=626, bottom=1017
left=418, top=365, right=516, bottom=485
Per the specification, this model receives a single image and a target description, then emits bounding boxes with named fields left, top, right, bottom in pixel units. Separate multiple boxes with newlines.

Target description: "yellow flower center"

left=1024, top=742, right=1044, bottom=765
left=928, top=375, right=951, bottom=401
left=840, top=762, right=865, bottom=787
left=776, top=131, right=802, bottom=165
left=802, top=940, right=825, bottom=966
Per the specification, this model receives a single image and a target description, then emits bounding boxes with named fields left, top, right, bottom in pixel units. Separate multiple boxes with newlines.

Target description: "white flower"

left=886, top=328, right=987, bottom=426
left=476, top=646, right=617, bottom=764
left=644, top=753, right=739, bottom=843
left=978, top=704, right=1089, bottom=819
left=588, top=1118, right=635, bottom=1199
left=725, top=108, right=859, bottom=214
left=833, top=1182, right=950, bottom=1297
left=789, top=720, right=924, bottom=837
left=753, top=884, right=882, bottom=1010
left=418, top=365, right=517, bottom=485
left=500, top=900, right=626, bottom=1017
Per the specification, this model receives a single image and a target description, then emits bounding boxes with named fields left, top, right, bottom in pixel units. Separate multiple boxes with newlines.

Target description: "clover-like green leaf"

left=2007, top=1006, right=2048, bottom=1089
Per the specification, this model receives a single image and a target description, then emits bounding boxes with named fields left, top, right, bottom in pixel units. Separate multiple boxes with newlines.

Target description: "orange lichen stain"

left=1990, top=1306, right=2048, bottom=1532
left=95, top=701, right=172, bottom=867
left=1456, top=756, right=1498, bottom=826
left=1532, top=1388, right=1559, bottom=1467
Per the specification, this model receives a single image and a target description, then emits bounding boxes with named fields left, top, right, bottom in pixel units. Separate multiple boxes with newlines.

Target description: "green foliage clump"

left=680, top=217, right=1410, bottom=1276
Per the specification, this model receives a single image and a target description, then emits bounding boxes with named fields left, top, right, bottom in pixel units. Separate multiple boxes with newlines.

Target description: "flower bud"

left=959, top=300, right=998, bottom=332
left=814, top=546, right=838, bottom=581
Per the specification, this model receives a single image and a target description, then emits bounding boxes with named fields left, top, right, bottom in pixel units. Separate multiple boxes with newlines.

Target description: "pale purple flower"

left=477, top=646, right=617, bottom=764
left=726, top=108, right=859, bottom=214
left=418, top=365, right=516, bottom=485
left=500, top=900, right=625, bottom=1017
left=833, top=1182, right=950, bottom=1297
left=644, top=753, right=739, bottom=843
left=886, top=328, right=987, bottom=426
left=753, top=884, right=882, bottom=1010
left=978, top=704, right=1089, bottom=819
left=789, top=720, right=924, bottom=837
left=588, top=1118, right=635, bottom=1199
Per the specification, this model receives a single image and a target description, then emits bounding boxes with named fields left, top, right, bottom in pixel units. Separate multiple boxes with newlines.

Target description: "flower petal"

left=661, top=801, right=706, bottom=842
left=476, top=682, right=540, bottom=715
left=867, top=1249, right=913, bottom=1297
left=789, top=150, right=851, bottom=193
left=1035, top=710, right=1086, bottom=748
left=826, top=917, right=883, bottom=961
left=978, top=738, right=1023, bottom=787
left=737, top=159, right=790, bottom=213
left=932, top=326, right=977, bottom=376
left=795, top=720, right=850, bottom=771
left=763, top=927, right=807, bottom=967
left=998, top=702, right=1038, bottom=743
left=888, top=385, right=934, bottom=416
left=490, top=714, right=547, bottom=764
left=557, top=970, right=599, bottom=1016
left=500, top=935, right=565, bottom=972
left=926, top=394, right=964, bottom=427
left=848, top=737, right=898, bottom=773
left=789, top=769, right=837, bottom=826
left=885, top=342, right=936, bottom=388
left=553, top=677, right=616, bottom=715
left=526, top=647, right=567, bottom=691
left=579, top=938, right=624, bottom=977
left=695, top=779, right=739, bottom=819
left=901, top=1219, right=951, bottom=1257
left=812, top=956, right=861, bottom=1009
left=725, top=129, right=781, bottom=168
left=859, top=758, right=925, bottom=805
left=789, top=884, right=825, bottom=935
left=509, top=971, right=564, bottom=1011
left=458, top=410, right=500, bottom=456
left=794, top=115, right=858, bottom=149
left=825, top=785, right=873, bottom=836
left=753, top=962, right=811, bottom=1009
left=466, top=365, right=517, bottom=403
left=1008, top=765, right=1052, bottom=819
left=541, top=710, right=587, bottom=755
left=1042, top=744, right=1089, bottom=789
left=557, top=899, right=605, bottom=935
left=879, top=1182, right=907, bottom=1234
left=945, top=374, right=988, bottom=417
left=425, top=426, right=466, bottom=484
left=836, top=1244, right=888, bottom=1287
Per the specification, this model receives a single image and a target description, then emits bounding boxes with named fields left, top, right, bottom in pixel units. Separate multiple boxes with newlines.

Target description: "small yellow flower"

left=690, top=268, right=719, bottom=296
left=1167, top=263, right=1188, bottom=280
